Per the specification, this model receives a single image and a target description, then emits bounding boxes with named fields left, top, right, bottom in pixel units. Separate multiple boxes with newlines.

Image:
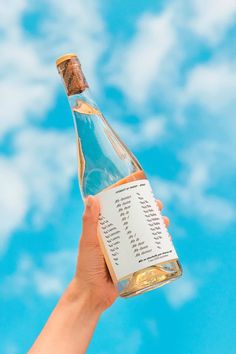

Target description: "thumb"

left=81, top=195, right=100, bottom=245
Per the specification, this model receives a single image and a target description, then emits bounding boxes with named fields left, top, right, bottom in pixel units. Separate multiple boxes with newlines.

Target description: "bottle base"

left=118, top=259, right=182, bottom=298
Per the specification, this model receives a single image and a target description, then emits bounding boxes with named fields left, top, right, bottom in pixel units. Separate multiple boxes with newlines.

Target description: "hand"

left=29, top=197, right=170, bottom=353
left=74, top=196, right=170, bottom=311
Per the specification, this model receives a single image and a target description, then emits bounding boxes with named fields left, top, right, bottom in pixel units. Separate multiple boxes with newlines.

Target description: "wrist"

left=62, top=278, right=105, bottom=316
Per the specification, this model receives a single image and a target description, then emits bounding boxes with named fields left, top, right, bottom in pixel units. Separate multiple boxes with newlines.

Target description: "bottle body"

left=70, top=91, right=182, bottom=297
left=56, top=54, right=182, bottom=298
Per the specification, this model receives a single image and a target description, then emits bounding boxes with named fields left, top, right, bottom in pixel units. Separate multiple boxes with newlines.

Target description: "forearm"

left=29, top=278, right=102, bottom=354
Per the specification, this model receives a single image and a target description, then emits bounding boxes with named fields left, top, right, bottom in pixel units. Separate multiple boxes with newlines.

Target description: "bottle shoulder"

left=71, top=94, right=144, bottom=196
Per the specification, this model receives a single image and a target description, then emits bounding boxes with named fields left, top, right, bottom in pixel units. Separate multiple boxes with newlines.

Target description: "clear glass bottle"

left=56, top=53, right=182, bottom=298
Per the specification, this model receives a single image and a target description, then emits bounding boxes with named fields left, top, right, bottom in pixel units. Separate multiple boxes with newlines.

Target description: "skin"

left=29, top=196, right=170, bottom=354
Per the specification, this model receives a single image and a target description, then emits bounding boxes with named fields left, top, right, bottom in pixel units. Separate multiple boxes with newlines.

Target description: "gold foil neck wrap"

left=56, top=55, right=89, bottom=96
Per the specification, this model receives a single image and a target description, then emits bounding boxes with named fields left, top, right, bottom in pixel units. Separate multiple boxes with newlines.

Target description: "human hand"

left=28, top=196, right=170, bottom=354
left=74, top=196, right=170, bottom=312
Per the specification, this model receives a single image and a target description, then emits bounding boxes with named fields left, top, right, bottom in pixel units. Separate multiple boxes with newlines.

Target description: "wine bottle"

left=56, top=53, right=182, bottom=298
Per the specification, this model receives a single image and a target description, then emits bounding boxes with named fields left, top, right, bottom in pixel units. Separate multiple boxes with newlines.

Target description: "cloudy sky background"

left=0, top=0, right=235, bottom=353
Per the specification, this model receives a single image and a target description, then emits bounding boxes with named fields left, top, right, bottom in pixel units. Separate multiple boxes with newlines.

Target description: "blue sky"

left=0, top=0, right=236, bottom=353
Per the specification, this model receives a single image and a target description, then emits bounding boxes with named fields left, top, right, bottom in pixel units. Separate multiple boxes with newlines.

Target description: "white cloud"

left=14, top=129, right=76, bottom=223
left=152, top=140, right=236, bottom=231
left=0, top=129, right=76, bottom=252
left=190, top=0, right=236, bottom=45
left=41, top=0, right=107, bottom=91
left=0, top=74, right=54, bottom=139
left=0, top=0, right=107, bottom=250
left=182, top=61, right=236, bottom=114
left=0, top=2, right=55, bottom=138
left=164, top=259, right=220, bottom=308
left=34, top=250, right=76, bottom=296
left=0, top=0, right=26, bottom=35
left=0, top=159, right=28, bottom=250
left=164, top=274, right=197, bottom=308
left=0, top=0, right=106, bottom=138
left=107, top=9, right=177, bottom=105
left=114, top=116, right=166, bottom=149
left=1, top=250, right=76, bottom=298
left=162, top=59, right=236, bottom=232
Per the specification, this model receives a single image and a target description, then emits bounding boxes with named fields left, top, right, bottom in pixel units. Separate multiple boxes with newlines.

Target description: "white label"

left=97, top=179, right=178, bottom=280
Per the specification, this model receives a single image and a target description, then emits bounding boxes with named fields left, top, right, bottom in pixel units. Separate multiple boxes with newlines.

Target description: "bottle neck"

left=68, top=88, right=98, bottom=111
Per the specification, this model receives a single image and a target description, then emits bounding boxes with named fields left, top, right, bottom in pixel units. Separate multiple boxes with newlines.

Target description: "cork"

left=56, top=54, right=89, bottom=96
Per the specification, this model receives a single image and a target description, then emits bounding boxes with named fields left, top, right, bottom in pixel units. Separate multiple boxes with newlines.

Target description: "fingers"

left=156, top=199, right=170, bottom=227
left=156, top=199, right=163, bottom=211
left=81, top=195, right=100, bottom=245
left=163, top=216, right=170, bottom=228
left=81, top=196, right=170, bottom=247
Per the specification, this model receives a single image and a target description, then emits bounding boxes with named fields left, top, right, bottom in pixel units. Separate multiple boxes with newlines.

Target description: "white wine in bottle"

left=56, top=53, right=182, bottom=298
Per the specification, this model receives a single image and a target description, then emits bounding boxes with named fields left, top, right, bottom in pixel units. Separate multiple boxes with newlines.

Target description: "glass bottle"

left=56, top=53, right=182, bottom=298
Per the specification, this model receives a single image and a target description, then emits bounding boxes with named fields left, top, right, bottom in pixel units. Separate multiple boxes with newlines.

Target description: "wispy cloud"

left=0, top=1, right=55, bottom=138
left=41, top=0, right=107, bottom=91
left=152, top=140, right=236, bottom=231
left=0, top=0, right=107, bottom=250
left=107, top=8, right=178, bottom=105
left=164, top=273, right=198, bottom=308
left=114, top=115, right=166, bottom=149
left=0, top=129, right=76, bottom=252
left=0, top=158, right=28, bottom=251
left=1, top=250, right=76, bottom=298
left=164, top=259, right=220, bottom=308
left=189, top=0, right=236, bottom=45
left=0, top=0, right=107, bottom=138
left=105, top=1, right=236, bottom=235
left=182, top=60, right=236, bottom=115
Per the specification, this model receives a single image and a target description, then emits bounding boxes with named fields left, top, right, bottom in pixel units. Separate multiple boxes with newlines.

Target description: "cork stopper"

left=56, top=53, right=89, bottom=96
